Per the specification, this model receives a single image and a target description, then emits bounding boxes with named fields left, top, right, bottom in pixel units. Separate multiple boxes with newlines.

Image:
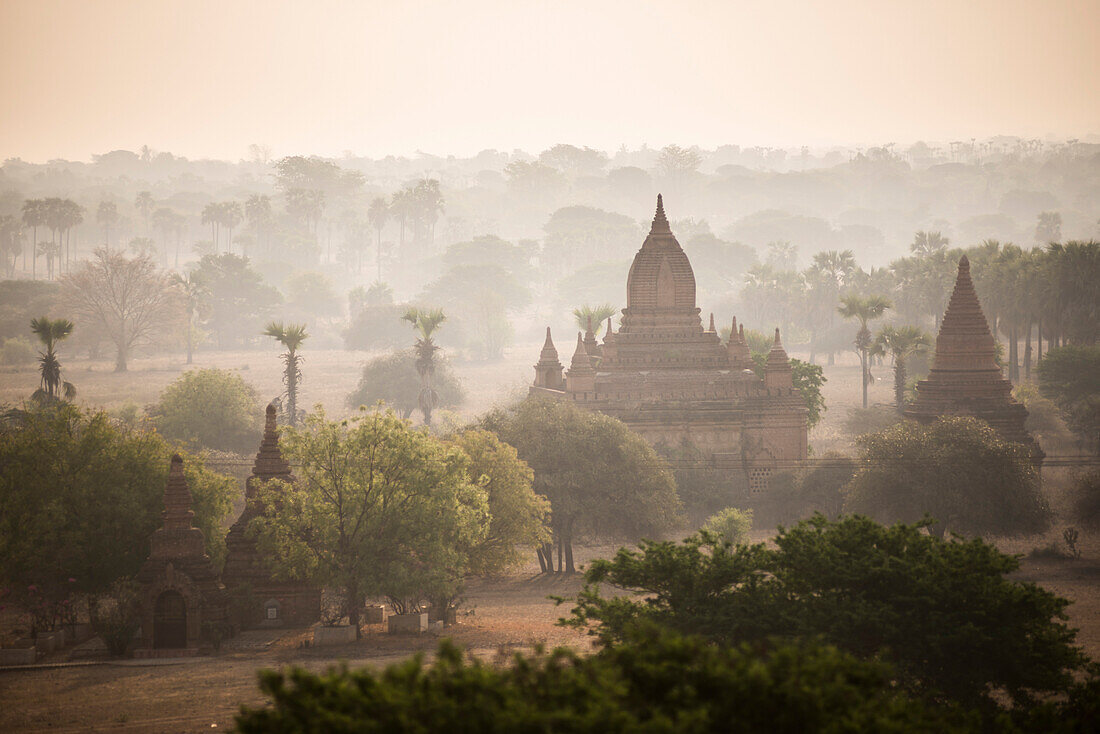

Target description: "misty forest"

left=2, top=2, right=1100, bottom=732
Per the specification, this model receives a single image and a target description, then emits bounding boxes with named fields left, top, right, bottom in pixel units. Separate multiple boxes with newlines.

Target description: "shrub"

left=1072, top=469, right=1100, bottom=531
left=237, top=628, right=970, bottom=733
left=701, top=508, right=753, bottom=545
left=844, top=416, right=1050, bottom=538
left=90, top=578, right=142, bottom=657
left=565, top=515, right=1087, bottom=710
left=0, top=336, right=35, bottom=366
left=345, top=350, right=463, bottom=419
left=149, top=368, right=262, bottom=454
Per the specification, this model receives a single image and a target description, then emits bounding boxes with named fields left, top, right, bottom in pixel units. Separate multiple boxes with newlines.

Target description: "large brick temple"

left=905, top=255, right=1044, bottom=464
left=531, top=195, right=808, bottom=494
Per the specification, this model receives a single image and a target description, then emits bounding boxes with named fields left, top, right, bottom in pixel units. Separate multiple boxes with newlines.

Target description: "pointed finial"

left=773, top=327, right=782, bottom=346
left=708, top=313, right=716, bottom=332
left=585, top=315, right=594, bottom=336
left=171, top=453, right=183, bottom=466
left=731, top=316, right=738, bottom=335
left=605, top=317, right=614, bottom=337
left=959, top=254, right=970, bottom=270
left=265, top=402, right=277, bottom=429
left=650, top=194, right=671, bottom=234
left=544, top=326, right=553, bottom=344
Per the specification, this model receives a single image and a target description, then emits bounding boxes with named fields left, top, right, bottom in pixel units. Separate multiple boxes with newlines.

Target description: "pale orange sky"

left=1, top=0, right=1098, bottom=162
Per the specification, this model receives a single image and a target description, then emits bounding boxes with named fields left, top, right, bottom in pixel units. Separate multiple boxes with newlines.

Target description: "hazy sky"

left=2, top=0, right=1098, bottom=162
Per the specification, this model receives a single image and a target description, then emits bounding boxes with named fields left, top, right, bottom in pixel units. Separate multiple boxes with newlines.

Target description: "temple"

left=531, top=195, right=808, bottom=493
left=135, top=455, right=227, bottom=652
left=223, top=403, right=321, bottom=629
left=905, top=255, right=1044, bottom=464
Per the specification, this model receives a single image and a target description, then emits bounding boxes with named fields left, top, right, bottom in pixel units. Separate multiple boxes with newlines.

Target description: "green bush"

left=149, top=368, right=262, bottom=454
left=565, top=515, right=1087, bottom=710
left=701, top=507, right=753, bottom=545
left=0, top=336, right=35, bottom=366
left=345, top=350, right=463, bottom=419
left=237, top=627, right=971, bottom=733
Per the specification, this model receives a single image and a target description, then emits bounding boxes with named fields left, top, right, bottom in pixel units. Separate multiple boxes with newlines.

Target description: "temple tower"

left=565, top=333, right=596, bottom=395
left=136, top=455, right=226, bottom=652
left=223, top=404, right=321, bottom=629
left=905, top=256, right=1043, bottom=463
left=533, top=327, right=564, bottom=390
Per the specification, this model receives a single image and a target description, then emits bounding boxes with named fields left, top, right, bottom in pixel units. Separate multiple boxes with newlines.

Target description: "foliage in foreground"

left=563, top=515, right=1086, bottom=710
left=148, top=367, right=263, bottom=454
left=0, top=403, right=235, bottom=593
left=844, top=416, right=1049, bottom=537
left=237, top=627, right=973, bottom=734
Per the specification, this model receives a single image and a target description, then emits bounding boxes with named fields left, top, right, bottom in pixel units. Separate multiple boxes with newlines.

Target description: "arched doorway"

left=154, top=590, right=188, bottom=648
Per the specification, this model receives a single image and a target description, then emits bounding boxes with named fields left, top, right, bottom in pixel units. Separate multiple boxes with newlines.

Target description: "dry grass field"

left=1, top=344, right=1098, bottom=732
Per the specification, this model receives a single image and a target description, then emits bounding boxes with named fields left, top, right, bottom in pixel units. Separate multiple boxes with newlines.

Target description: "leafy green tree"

left=402, top=307, right=447, bottom=424
left=190, top=253, right=281, bottom=349
left=263, top=322, right=309, bottom=426
left=28, top=316, right=75, bottom=403
left=420, top=265, right=529, bottom=360
left=874, top=325, right=933, bottom=410
left=237, top=628, right=969, bottom=733
left=446, top=429, right=551, bottom=575
left=701, top=507, right=752, bottom=545
left=345, top=350, right=463, bottom=419
left=838, top=294, right=892, bottom=408
left=1038, top=345, right=1100, bottom=453
left=480, top=397, right=682, bottom=573
left=844, top=416, right=1049, bottom=537
left=565, top=515, right=1086, bottom=710
left=147, top=368, right=262, bottom=454
left=248, top=408, right=488, bottom=633
left=0, top=404, right=235, bottom=594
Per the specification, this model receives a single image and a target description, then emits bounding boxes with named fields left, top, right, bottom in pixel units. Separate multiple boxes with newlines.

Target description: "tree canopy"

left=843, top=416, right=1049, bottom=537
left=148, top=368, right=263, bottom=454
left=564, top=515, right=1087, bottom=710
left=480, top=397, right=682, bottom=573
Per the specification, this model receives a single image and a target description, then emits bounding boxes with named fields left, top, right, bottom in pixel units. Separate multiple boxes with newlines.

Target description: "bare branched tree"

left=63, top=248, right=182, bottom=371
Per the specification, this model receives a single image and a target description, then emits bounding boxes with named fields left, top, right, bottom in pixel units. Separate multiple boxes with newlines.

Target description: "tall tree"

left=63, top=249, right=181, bottom=371
left=201, top=202, right=221, bottom=253
left=838, top=294, right=892, bottom=408
left=172, top=272, right=208, bottom=364
left=873, top=325, right=932, bottom=411
left=263, top=321, right=309, bottom=425
left=96, top=201, right=119, bottom=251
left=1035, top=211, right=1062, bottom=244
left=21, top=198, right=45, bottom=279
left=367, top=197, right=390, bottom=281
left=244, top=195, right=273, bottom=257
left=402, top=307, right=446, bottom=425
left=134, top=191, right=155, bottom=235
left=29, top=316, right=76, bottom=402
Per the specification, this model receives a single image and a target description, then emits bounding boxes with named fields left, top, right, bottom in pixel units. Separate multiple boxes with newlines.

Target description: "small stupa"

left=905, top=255, right=1043, bottom=464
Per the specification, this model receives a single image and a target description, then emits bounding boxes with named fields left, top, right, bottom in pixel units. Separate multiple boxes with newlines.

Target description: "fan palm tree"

left=264, top=322, right=309, bottom=425
left=573, top=304, right=617, bottom=336
left=21, top=198, right=46, bottom=279
left=173, top=272, right=209, bottom=364
left=367, top=197, right=390, bottom=281
left=874, top=325, right=932, bottom=411
left=838, top=294, right=892, bottom=408
left=134, top=191, right=155, bottom=235
left=402, top=307, right=447, bottom=425
left=29, top=317, right=76, bottom=403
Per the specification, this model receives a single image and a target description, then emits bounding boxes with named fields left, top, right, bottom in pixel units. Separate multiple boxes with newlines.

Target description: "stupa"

left=905, top=255, right=1043, bottom=464
left=223, top=403, right=321, bottom=629
left=135, top=455, right=226, bottom=651
left=531, top=195, right=807, bottom=493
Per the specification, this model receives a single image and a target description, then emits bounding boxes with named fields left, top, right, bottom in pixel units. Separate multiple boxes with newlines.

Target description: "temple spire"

left=569, top=332, right=594, bottom=373
left=649, top=193, right=671, bottom=235
left=765, top=328, right=793, bottom=388
left=707, top=313, right=716, bottom=333
left=161, top=454, right=195, bottom=530
left=539, top=327, right=559, bottom=361
left=249, top=403, right=292, bottom=493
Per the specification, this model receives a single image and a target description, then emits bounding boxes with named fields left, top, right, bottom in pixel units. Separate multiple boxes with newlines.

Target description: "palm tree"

left=201, top=202, right=221, bottom=253
left=838, top=294, right=892, bottom=408
left=402, top=307, right=446, bottom=425
left=367, top=197, right=389, bottom=281
left=173, top=272, right=208, bottom=365
left=220, top=201, right=243, bottom=254
left=21, top=198, right=46, bottom=279
left=910, top=231, right=949, bottom=258
left=573, top=304, right=616, bottom=336
left=874, top=325, right=932, bottom=411
left=263, top=321, right=309, bottom=425
left=134, top=191, right=155, bottom=235
left=29, top=317, right=76, bottom=403
left=96, top=201, right=119, bottom=251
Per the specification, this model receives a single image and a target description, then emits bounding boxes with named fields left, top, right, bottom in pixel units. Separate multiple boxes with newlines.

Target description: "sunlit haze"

left=2, top=0, right=1098, bottom=162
